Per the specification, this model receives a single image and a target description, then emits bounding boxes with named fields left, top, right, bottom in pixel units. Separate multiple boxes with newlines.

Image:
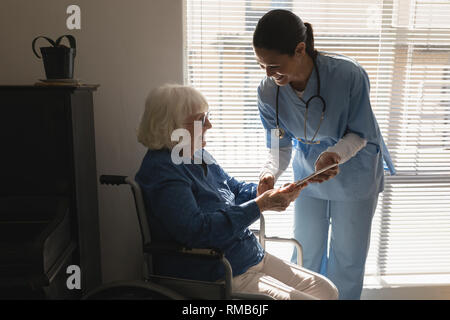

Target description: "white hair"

left=137, top=84, right=209, bottom=150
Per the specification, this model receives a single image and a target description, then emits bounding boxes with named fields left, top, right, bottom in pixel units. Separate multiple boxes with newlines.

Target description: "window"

left=185, top=0, right=450, bottom=286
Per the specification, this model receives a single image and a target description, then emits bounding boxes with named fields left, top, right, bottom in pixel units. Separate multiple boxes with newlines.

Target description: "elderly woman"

left=135, top=84, right=338, bottom=300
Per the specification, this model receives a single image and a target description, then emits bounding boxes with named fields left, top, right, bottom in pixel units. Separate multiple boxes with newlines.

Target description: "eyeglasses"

left=184, top=111, right=211, bottom=127
left=201, top=111, right=210, bottom=127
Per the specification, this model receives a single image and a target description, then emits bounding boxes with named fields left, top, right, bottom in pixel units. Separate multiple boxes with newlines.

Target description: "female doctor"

left=253, top=9, right=395, bottom=300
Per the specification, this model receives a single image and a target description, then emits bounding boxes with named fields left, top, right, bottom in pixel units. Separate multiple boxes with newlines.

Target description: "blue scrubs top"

left=258, top=52, right=396, bottom=201
left=135, top=149, right=264, bottom=282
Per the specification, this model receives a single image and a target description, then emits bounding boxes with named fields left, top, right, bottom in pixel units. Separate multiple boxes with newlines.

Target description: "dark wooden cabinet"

left=0, top=85, right=102, bottom=298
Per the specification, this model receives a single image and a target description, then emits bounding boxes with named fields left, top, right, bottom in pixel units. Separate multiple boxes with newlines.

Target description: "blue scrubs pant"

left=291, top=194, right=378, bottom=300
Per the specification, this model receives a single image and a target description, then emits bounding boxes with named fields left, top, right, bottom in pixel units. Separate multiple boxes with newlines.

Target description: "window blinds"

left=185, top=0, right=450, bottom=285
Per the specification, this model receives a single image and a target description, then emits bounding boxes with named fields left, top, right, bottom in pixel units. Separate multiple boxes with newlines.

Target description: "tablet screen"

left=294, top=163, right=339, bottom=186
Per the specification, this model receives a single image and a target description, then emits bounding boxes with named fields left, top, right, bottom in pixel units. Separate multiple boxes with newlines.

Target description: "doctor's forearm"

left=321, top=132, right=367, bottom=164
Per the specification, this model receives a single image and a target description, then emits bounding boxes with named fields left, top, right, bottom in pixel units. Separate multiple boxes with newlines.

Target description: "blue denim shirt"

left=135, top=149, right=265, bottom=282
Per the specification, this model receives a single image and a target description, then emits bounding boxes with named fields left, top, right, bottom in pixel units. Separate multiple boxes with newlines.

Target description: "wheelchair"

left=83, top=175, right=303, bottom=300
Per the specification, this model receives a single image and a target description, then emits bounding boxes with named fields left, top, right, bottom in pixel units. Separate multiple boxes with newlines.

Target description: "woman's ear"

left=295, top=42, right=306, bottom=57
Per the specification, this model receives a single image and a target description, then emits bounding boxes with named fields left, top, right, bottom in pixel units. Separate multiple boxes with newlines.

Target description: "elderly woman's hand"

left=257, top=173, right=275, bottom=196
left=255, top=182, right=308, bottom=212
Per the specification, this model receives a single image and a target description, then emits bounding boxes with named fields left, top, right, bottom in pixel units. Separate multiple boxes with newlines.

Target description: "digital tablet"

left=294, top=163, right=339, bottom=186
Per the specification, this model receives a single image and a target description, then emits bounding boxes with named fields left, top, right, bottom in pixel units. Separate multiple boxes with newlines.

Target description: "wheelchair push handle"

left=99, top=175, right=128, bottom=186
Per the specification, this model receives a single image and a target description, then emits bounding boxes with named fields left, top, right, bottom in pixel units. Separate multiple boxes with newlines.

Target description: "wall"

left=0, top=0, right=184, bottom=284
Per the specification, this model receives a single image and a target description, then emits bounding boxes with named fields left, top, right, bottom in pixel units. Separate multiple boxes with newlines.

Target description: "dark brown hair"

left=253, top=9, right=318, bottom=59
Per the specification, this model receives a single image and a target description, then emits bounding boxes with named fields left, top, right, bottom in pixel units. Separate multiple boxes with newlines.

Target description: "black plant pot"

left=40, top=46, right=76, bottom=79
left=32, top=35, right=77, bottom=80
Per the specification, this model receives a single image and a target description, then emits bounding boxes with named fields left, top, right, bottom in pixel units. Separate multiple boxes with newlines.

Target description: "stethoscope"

left=275, top=57, right=326, bottom=144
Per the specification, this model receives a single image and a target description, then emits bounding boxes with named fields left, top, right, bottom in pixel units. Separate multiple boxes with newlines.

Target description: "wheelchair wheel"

left=82, top=280, right=185, bottom=300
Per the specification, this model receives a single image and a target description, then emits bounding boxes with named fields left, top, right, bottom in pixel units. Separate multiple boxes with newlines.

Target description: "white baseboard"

left=361, top=285, right=450, bottom=300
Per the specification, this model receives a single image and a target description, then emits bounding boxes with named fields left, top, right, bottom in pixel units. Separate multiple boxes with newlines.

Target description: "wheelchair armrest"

left=144, top=242, right=233, bottom=299
left=250, top=228, right=259, bottom=237
left=261, top=236, right=303, bottom=266
left=143, top=242, right=224, bottom=261
left=99, top=175, right=128, bottom=186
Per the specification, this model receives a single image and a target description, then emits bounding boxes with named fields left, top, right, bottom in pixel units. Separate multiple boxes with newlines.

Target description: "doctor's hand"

left=257, top=173, right=275, bottom=196
left=310, top=152, right=341, bottom=183
left=255, top=182, right=308, bottom=212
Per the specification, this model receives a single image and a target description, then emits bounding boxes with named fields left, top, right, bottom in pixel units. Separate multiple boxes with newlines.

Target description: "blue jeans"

left=291, top=194, right=379, bottom=300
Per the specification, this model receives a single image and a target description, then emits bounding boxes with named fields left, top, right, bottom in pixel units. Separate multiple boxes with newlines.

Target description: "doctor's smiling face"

left=254, top=42, right=313, bottom=91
